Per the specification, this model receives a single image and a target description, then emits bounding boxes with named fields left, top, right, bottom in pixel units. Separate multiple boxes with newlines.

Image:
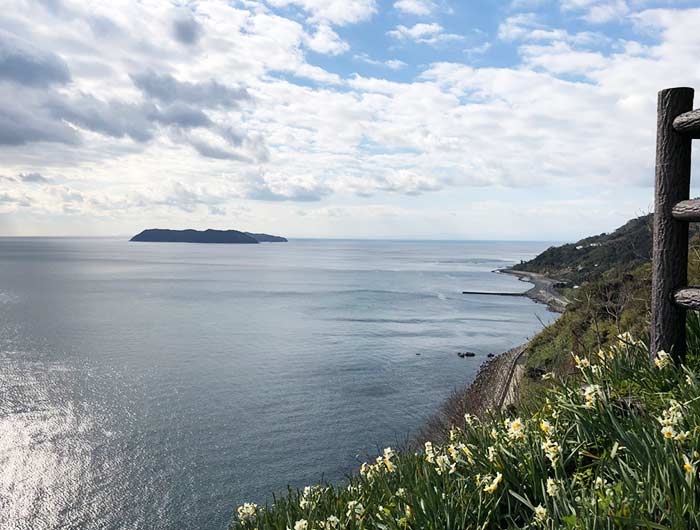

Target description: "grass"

left=521, top=232, right=700, bottom=381
left=230, top=334, right=700, bottom=529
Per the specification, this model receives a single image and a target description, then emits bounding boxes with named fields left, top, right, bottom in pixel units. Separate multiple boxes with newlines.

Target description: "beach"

left=501, top=269, right=569, bottom=313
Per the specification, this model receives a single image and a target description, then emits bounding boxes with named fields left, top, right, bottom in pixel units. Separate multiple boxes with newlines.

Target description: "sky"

left=2, top=0, right=700, bottom=240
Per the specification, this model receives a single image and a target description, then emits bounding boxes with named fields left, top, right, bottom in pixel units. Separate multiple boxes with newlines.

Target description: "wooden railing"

left=651, top=87, right=700, bottom=364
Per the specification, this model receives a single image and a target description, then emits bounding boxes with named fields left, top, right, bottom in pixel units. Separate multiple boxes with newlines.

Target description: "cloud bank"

left=1, top=0, right=699, bottom=238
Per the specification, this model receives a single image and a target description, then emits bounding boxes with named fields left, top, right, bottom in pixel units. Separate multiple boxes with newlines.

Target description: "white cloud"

left=464, top=42, right=492, bottom=56
left=354, top=54, right=407, bottom=69
left=265, top=0, right=377, bottom=26
left=394, top=0, right=437, bottom=16
left=560, top=0, right=630, bottom=23
left=519, top=41, right=608, bottom=74
left=305, top=24, right=349, bottom=55
left=3, top=1, right=700, bottom=239
left=498, top=13, right=608, bottom=45
left=337, top=169, right=444, bottom=196
left=498, top=13, right=541, bottom=41
left=385, top=59, right=408, bottom=70
left=387, top=23, right=463, bottom=45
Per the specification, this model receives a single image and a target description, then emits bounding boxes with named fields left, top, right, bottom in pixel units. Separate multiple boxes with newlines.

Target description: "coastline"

left=499, top=268, right=569, bottom=314
left=417, top=344, right=526, bottom=444
left=419, top=269, right=567, bottom=443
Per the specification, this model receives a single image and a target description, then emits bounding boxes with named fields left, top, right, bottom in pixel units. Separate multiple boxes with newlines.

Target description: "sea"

left=0, top=238, right=558, bottom=530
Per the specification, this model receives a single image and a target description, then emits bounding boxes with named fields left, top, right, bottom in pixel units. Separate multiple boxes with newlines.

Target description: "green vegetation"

left=523, top=263, right=651, bottom=377
left=512, top=214, right=656, bottom=286
left=518, top=215, right=700, bottom=383
left=232, top=338, right=700, bottom=529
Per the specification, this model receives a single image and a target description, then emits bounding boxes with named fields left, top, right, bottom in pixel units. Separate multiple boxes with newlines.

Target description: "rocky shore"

left=416, top=344, right=527, bottom=443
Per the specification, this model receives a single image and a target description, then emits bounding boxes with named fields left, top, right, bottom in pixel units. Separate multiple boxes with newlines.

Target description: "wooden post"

left=651, top=87, right=694, bottom=364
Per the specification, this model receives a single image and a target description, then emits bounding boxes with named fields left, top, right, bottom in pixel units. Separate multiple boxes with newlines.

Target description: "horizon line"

left=0, top=234, right=565, bottom=243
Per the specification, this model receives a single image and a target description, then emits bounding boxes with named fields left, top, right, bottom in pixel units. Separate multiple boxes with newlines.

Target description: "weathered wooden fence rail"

left=652, top=87, right=700, bottom=364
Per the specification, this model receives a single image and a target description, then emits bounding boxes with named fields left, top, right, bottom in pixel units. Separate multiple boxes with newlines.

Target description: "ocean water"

left=0, top=238, right=557, bottom=530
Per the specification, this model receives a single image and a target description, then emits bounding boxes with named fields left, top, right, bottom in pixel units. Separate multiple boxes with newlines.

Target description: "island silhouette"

left=130, top=229, right=287, bottom=244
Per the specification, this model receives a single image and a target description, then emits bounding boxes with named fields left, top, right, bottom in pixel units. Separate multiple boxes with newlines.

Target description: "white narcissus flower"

left=458, top=443, right=474, bottom=464
left=424, top=441, right=435, bottom=463
left=661, top=425, right=676, bottom=440
left=346, top=501, right=364, bottom=520
left=435, top=454, right=450, bottom=475
left=617, top=332, right=634, bottom=344
left=655, top=350, right=672, bottom=369
left=683, top=455, right=697, bottom=476
left=542, top=438, right=561, bottom=466
left=322, top=515, right=340, bottom=529
left=675, top=431, right=690, bottom=442
left=573, top=354, right=590, bottom=370
left=236, top=502, right=258, bottom=522
left=658, top=401, right=683, bottom=429
left=506, top=418, right=525, bottom=440
left=483, top=472, right=502, bottom=494
left=583, top=384, right=601, bottom=409
left=487, top=446, right=497, bottom=462
left=540, top=420, right=553, bottom=436
left=447, top=444, right=458, bottom=460
left=534, top=504, right=548, bottom=523
left=383, top=447, right=397, bottom=472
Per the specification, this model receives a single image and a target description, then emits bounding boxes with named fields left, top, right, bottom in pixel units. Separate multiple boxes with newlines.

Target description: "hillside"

left=516, top=214, right=700, bottom=388
left=512, top=214, right=655, bottom=285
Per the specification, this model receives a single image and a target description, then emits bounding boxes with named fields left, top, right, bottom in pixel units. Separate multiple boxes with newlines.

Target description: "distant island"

left=244, top=233, right=288, bottom=243
left=130, top=229, right=288, bottom=244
